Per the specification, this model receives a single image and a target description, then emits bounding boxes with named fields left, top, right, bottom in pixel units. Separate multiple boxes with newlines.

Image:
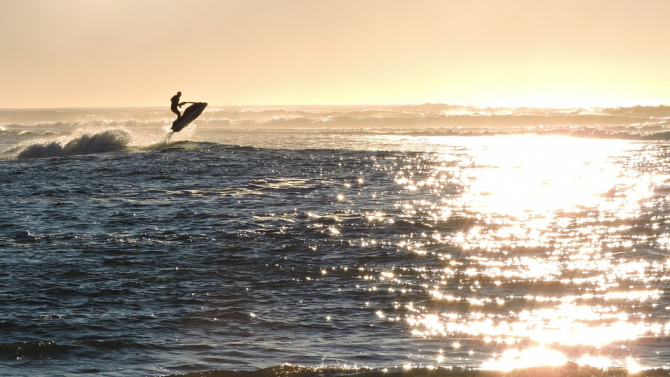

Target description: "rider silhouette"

left=170, top=92, right=182, bottom=119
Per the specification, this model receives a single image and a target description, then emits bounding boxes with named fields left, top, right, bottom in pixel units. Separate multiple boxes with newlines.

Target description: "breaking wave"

left=16, top=129, right=132, bottom=159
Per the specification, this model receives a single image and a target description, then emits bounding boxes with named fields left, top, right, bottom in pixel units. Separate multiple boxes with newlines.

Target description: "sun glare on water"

left=458, top=135, right=650, bottom=216
left=375, top=134, right=670, bottom=371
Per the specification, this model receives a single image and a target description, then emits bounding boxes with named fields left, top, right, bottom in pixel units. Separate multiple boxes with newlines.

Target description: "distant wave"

left=254, top=114, right=664, bottom=128
left=199, top=113, right=670, bottom=140
left=0, top=128, right=40, bottom=138
left=200, top=111, right=670, bottom=138
left=16, top=129, right=132, bottom=159
left=395, top=126, right=670, bottom=140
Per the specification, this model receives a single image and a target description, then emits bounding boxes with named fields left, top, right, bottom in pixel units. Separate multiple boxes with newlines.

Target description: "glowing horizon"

left=1, top=0, right=670, bottom=109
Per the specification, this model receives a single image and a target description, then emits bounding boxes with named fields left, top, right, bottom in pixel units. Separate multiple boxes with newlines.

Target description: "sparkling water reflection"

left=367, top=135, right=670, bottom=370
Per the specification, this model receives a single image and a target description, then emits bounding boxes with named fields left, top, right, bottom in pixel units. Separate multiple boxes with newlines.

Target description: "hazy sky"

left=1, top=0, right=669, bottom=108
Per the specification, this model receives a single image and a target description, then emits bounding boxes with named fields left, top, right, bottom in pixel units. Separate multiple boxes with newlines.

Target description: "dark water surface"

left=3, top=106, right=670, bottom=376
left=2, top=143, right=454, bottom=376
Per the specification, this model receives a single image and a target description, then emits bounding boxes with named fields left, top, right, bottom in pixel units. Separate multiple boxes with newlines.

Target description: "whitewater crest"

left=16, top=129, right=133, bottom=159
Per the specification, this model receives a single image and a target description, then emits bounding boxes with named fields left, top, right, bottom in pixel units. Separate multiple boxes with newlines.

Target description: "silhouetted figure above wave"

left=170, top=91, right=182, bottom=120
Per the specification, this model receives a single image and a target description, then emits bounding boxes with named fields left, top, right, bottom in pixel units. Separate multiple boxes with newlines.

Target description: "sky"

left=1, top=0, right=670, bottom=108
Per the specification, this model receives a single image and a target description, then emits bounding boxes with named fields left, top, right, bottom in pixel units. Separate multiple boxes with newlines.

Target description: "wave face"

left=15, top=129, right=132, bottom=158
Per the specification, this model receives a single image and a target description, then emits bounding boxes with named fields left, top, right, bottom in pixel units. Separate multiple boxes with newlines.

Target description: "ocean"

left=2, top=104, right=670, bottom=377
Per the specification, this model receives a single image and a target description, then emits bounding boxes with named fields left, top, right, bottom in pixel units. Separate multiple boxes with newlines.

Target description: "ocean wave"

left=290, top=114, right=659, bottom=128
left=400, top=126, right=670, bottom=140
left=202, top=123, right=670, bottom=141
left=15, top=129, right=132, bottom=159
left=201, top=104, right=670, bottom=119
left=199, top=112, right=669, bottom=134
left=0, top=128, right=40, bottom=138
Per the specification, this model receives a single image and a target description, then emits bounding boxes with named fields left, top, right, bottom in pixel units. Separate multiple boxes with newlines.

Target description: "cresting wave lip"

left=164, top=363, right=666, bottom=377
left=14, top=129, right=133, bottom=159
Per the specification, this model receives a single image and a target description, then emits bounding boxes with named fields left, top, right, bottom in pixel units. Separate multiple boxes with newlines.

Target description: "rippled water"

left=2, top=107, right=670, bottom=376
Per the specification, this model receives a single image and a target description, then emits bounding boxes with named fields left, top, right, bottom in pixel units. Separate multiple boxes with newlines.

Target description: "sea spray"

left=16, top=129, right=132, bottom=158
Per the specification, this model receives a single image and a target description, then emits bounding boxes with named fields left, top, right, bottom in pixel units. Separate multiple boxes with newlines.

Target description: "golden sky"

left=1, top=0, right=669, bottom=108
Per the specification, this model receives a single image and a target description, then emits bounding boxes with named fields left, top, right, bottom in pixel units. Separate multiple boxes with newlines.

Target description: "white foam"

left=17, top=129, right=132, bottom=158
